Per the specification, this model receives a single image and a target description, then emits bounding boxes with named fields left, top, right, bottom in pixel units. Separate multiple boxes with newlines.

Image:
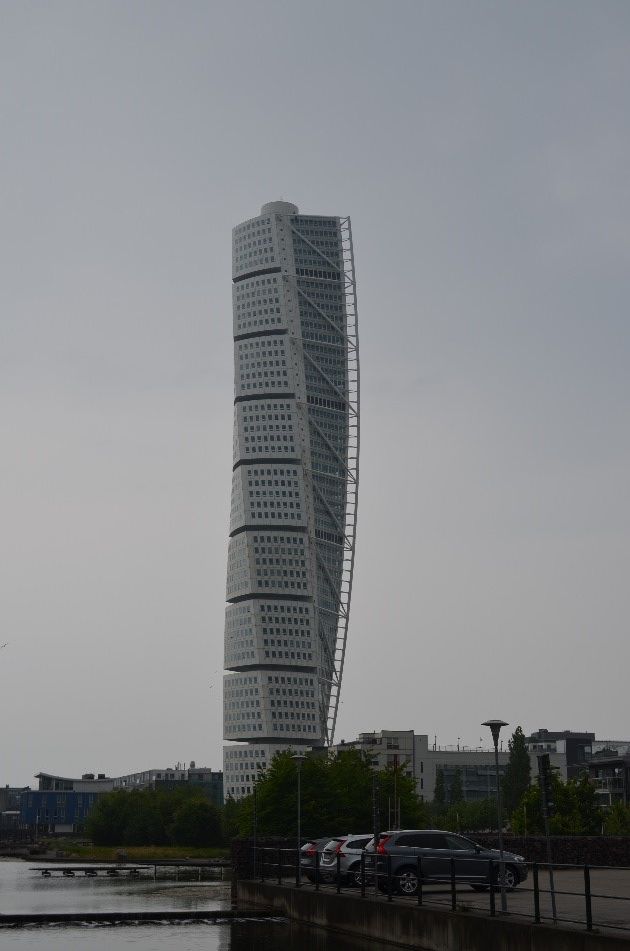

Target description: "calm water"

left=0, top=861, right=379, bottom=951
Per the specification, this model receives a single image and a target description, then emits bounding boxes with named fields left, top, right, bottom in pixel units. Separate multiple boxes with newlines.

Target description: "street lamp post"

left=482, top=719, right=509, bottom=913
left=292, top=753, right=306, bottom=886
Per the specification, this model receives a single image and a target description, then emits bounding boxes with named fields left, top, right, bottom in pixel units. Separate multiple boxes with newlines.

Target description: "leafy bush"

left=86, top=787, right=223, bottom=847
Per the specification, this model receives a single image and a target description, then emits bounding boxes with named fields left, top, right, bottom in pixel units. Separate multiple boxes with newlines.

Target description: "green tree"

left=604, top=802, right=630, bottom=835
left=379, top=760, right=429, bottom=829
left=222, top=795, right=243, bottom=842
left=170, top=799, right=222, bottom=846
left=442, top=798, right=497, bottom=833
left=87, top=786, right=221, bottom=847
left=86, top=790, right=132, bottom=846
left=433, top=768, right=446, bottom=808
left=229, top=749, right=428, bottom=838
left=510, top=772, right=602, bottom=835
left=450, top=768, right=464, bottom=805
left=502, top=726, right=531, bottom=814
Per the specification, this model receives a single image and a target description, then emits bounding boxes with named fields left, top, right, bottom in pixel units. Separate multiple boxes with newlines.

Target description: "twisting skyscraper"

left=223, top=202, right=359, bottom=799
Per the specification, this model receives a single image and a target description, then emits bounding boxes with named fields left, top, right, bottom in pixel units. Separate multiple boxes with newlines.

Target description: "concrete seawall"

left=237, top=881, right=630, bottom=951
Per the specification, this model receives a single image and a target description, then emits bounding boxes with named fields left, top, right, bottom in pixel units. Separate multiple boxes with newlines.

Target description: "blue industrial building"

left=18, top=765, right=224, bottom=834
left=19, top=773, right=115, bottom=834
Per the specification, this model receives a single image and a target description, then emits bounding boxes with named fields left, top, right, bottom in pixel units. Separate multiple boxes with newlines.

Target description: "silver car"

left=300, top=837, right=337, bottom=883
left=320, top=834, right=373, bottom=886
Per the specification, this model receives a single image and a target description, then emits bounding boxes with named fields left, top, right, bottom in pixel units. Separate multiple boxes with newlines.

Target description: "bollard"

left=488, top=861, right=496, bottom=917
left=360, top=852, right=366, bottom=898
left=533, top=863, right=540, bottom=924
left=387, top=854, right=393, bottom=902
left=450, top=856, right=456, bottom=911
left=584, top=864, right=593, bottom=932
left=336, top=851, right=342, bottom=893
left=417, top=855, right=423, bottom=906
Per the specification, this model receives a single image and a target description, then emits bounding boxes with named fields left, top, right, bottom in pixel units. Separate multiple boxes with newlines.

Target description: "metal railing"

left=252, top=846, right=630, bottom=934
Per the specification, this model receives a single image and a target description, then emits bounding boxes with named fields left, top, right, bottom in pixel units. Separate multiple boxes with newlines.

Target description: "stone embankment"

left=237, top=880, right=630, bottom=951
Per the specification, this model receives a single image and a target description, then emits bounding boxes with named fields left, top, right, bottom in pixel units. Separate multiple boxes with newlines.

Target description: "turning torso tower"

left=223, top=201, right=360, bottom=799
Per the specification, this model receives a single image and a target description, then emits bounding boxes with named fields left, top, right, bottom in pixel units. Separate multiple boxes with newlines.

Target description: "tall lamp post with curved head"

left=482, top=719, right=509, bottom=913
left=292, top=753, right=307, bottom=885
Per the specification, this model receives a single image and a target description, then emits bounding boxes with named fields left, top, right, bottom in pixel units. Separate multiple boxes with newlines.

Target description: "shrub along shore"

left=29, top=841, right=229, bottom=863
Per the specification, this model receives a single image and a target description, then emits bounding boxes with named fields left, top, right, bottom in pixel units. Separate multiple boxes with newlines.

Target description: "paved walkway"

left=289, top=868, right=630, bottom=934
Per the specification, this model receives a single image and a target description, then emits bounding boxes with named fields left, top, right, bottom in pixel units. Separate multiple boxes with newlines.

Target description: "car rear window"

left=346, top=837, right=370, bottom=849
left=323, top=837, right=346, bottom=852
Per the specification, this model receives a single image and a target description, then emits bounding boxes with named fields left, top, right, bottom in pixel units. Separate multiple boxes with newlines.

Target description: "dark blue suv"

left=366, top=830, right=527, bottom=895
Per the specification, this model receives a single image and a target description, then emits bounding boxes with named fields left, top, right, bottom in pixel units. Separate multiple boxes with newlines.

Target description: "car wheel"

left=348, top=863, right=362, bottom=888
left=397, top=867, right=419, bottom=896
left=495, top=864, right=518, bottom=891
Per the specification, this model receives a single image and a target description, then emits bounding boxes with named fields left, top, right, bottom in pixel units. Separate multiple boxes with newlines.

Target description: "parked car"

left=365, top=830, right=528, bottom=896
left=300, top=837, right=338, bottom=883
left=320, top=834, right=372, bottom=886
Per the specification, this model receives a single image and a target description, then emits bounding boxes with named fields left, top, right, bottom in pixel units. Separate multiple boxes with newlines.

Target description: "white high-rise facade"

left=223, top=201, right=359, bottom=799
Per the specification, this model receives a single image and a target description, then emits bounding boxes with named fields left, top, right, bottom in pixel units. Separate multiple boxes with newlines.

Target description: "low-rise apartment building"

left=525, top=729, right=594, bottom=780
left=331, top=730, right=508, bottom=802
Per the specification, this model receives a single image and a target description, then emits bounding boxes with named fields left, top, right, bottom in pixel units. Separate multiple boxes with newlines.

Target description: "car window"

left=323, top=838, right=345, bottom=852
left=445, top=835, right=475, bottom=851
left=395, top=834, right=422, bottom=847
left=417, top=833, right=449, bottom=849
left=347, top=837, right=371, bottom=850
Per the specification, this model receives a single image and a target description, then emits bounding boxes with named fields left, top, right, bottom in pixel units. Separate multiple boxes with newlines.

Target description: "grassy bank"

left=41, top=841, right=229, bottom=862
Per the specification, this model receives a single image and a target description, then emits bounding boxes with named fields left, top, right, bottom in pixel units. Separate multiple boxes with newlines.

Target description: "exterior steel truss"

left=290, top=217, right=360, bottom=746
left=325, top=216, right=359, bottom=746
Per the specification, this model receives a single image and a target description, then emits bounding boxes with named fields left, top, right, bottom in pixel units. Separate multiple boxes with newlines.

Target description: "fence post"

left=315, top=849, right=320, bottom=891
left=533, top=863, right=540, bottom=924
left=260, top=847, right=265, bottom=882
left=417, top=855, right=423, bottom=906
left=488, top=861, right=496, bottom=917
left=360, top=852, right=366, bottom=898
left=277, top=847, right=282, bottom=885
left=296, top=846, right=300, bottom=887
left=336, top=852, right=342, bottom=893
left=387, top=853, right=393, bottom=902
left=584, top=864, right=593, bottom=932
left=450, top=856, right=456, bottom=911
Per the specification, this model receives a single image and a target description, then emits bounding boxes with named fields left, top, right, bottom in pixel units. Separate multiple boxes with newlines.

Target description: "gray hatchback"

left=366, top=830, right=527, bottom=896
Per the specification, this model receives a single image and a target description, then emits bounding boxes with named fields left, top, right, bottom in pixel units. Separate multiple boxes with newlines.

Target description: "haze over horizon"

left=1, top=1, right=629, bottom=786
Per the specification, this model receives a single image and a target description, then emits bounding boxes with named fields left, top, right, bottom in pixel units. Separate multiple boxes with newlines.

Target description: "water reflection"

left=3, top=921, right=385, bottom=951
left=0, top=862, right=383, bottom=950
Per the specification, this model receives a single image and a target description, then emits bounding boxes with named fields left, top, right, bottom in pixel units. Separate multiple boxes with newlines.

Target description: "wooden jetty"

left=30, top=862, right=227, bottom=881
left=31, top=865, right=150, bottom=878
left=0, top=909, right=275, bottom=928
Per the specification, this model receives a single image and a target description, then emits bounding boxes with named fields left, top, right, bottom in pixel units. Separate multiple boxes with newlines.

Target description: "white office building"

left=223, top=202, right=360, bottom=799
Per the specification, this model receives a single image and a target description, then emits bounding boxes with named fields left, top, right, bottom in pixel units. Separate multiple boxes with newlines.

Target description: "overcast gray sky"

left=1, top=1, right=629, bottom=786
